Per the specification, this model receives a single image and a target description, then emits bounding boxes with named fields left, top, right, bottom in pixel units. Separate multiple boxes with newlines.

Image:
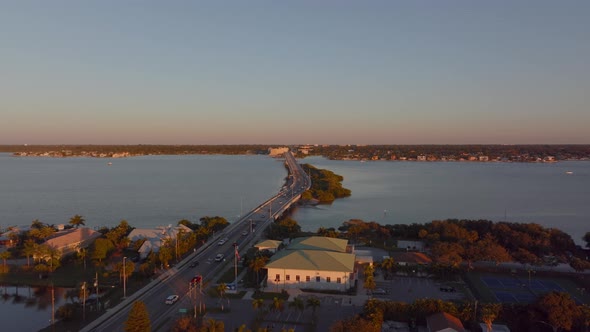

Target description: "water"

left=0, top=153, right=288, bottom=229
left=291, top=157, right=590, bottom=245
left=1, top=153, right=589, bottom=330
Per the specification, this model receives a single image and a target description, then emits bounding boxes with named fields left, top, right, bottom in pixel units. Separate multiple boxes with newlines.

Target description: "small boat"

left=565, top=171, right=573, bottom=175
left=107, top=162, right=113, bottom=166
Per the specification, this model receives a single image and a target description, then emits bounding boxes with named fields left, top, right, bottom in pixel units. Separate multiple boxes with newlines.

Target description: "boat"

left=565, top=171, right=573, bottom=175
left=107, top=162, right=113, bottom=166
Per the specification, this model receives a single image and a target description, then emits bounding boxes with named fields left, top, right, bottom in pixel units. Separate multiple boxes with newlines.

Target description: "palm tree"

left=23, top=240, right=37, bottom=267
left=203, top=318, right=224, bottom=332
left=69, top=214, right=86, bottom=228
left=270, top=296, right=284, bottom=312
left=289, top=296, right=305, bottom=320
left=78, top=248, right=88, bottom=270
left=0, top=251, right=11, bottom=272
left=306, top=296, right=321, bottom=324
left=216, top=283, right=227, bottom=311
left=252, top=298, right=265, bottom=311
left=249, top=256, right=269, bottom=286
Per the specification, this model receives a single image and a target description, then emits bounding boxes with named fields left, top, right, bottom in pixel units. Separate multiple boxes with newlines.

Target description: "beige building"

left=254, top=239, right=282, bottom=253
left=265, top=236, right=356, bottom=292
left=42, top=227, right=102, bottom=258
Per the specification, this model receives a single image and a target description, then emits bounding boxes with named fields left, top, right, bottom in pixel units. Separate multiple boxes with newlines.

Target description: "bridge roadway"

left=81, top=151, right=310, bottom=332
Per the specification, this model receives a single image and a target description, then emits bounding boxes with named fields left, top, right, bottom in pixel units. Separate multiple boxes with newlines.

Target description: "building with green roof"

left=265, top=236, right=356, bottom=292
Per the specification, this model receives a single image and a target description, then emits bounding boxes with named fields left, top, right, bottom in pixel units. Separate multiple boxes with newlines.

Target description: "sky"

left=1, top=1, right=589, bottom=145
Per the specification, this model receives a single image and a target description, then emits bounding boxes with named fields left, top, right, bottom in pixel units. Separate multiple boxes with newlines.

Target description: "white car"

left=218, top=239, right=226, bottom=246
left=215, top=253, right=225, bottom=262
left=242, top=230, right=248, bottom=236
left=165, top=295, right=179, bottom=304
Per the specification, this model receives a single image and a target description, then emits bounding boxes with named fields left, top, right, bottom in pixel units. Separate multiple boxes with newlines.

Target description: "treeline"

left=300, top=163, right=351, bottom=203
left=330, top=294, right=589, bottom=332
left=318, top=219, right=590, bottom=271
left=0, top=144, right=274, bottom=155
left=301, top=144, right=590, bottom=161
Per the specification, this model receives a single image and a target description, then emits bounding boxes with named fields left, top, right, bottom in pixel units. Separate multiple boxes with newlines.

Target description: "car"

left=189, top=261, right=199, bottom=268
left=372, top=288, right=388, bottom=295
left=191, top=275, right=202, bottom=284
left=218, top=239, right=226, bottom=246
left=242, top=230, right=248, bottom=236
left=165, top=295, right=179, bottom=304
left=215, top=253, right=225, bottom=262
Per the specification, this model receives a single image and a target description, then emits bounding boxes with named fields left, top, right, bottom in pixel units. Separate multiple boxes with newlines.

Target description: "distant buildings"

left=265, top=236, right=356, bottom=292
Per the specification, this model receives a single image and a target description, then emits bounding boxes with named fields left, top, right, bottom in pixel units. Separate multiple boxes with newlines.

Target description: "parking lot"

left=370, top=276, right=467, bottom=303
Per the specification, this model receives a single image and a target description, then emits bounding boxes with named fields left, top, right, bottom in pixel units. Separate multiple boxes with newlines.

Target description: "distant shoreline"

left=1, top=144, right=590, bottom=162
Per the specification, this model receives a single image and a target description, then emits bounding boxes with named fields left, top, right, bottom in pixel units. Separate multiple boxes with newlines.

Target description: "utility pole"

left=123, top=257, right=127, bottom=299
left=234, top=242, right=239, bottom=291
left=51, top=285, right=55, bottom=326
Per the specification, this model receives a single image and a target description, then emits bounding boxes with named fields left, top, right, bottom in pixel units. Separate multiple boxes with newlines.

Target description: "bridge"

left=81, top=150, right=310, bottom=331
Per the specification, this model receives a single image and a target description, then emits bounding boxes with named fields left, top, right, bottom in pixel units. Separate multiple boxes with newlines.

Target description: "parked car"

left=165, top=295, right=179, bottom=304
left=372, top=288, right=388, bottom=295
left=189, top=261, right=199, bottom=268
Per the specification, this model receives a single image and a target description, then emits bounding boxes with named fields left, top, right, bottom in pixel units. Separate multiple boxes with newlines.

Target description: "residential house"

left=128, top=224, right=192, bottom=260
left=265, top=236, right=356, bottom=292
left=426, top=312, right=466, bottom=332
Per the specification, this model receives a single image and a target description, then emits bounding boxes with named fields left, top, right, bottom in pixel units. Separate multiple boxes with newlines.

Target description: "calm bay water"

left=291, top=157, right=590, bottom=245
left=1, top=153, right=589, bottom=331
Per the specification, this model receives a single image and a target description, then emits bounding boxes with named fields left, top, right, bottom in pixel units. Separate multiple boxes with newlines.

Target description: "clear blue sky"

left=1, top=1, right=589, bottom=145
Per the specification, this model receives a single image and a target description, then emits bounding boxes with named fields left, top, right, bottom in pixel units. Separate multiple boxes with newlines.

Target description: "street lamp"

left=81, top=281, right=87, bottom=321
left=123, top=256, right=127, bottom=299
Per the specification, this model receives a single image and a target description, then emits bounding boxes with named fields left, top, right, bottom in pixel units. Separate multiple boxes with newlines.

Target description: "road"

left=81, top=151, right=310, bottom=332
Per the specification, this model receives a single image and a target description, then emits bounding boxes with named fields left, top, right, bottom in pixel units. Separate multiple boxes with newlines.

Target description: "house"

left=479, top=323, right=511, bottom=332
left=128, top=224, right=192, bottom=259
left=265, top=236, right=356, bottom=292
left=426, top=312, right=466, bottom=332
left=42, top=227, right=101, bottom=257
left=254, top=239, right=282, bottom=254
left=397, top=240, right=425, bottom=252
left=387, top=252, right=432, bottom=266
left=0, top=226, right=30, bottom=247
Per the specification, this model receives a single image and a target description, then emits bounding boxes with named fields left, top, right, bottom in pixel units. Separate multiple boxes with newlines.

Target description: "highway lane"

left=82, top=151, right=309, bottom=331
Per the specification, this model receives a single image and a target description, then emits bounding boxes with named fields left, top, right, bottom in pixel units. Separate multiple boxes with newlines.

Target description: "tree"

left=202, top=318, right=224, bottom=332
left=78, top=248, right=88, bottom=270
left=69, top=214, right=86, bottom=228
left=22, top=240, right=37, bottom=267
left=380, top=257, right=395, bottom=279
left=306, top=297, right=321, bottom=323
left=172, top=316, right=198, bottom=332
left=480, top=303, right=502, bottom=332
left=216, top=283, right=227, bottom=311
left=289, top=296, right=305, bottom=314
left=249, top=256, right=269, bottom=286
left=364, top=264, right=376, bottom=292
left=92, top=238, right=114, bottom=264
left=584, top=232, right=590, bottom=249
left=124, top=301, right=151, bottom=332
left=570, top=257, right=590, bottom=273
left=535, top=291, right=580, bottom=332
left=270, top=296, right=284, bottom=313
left=0, top=251, right=11, bottom=273
left=252, top=298, right=265, bottom=311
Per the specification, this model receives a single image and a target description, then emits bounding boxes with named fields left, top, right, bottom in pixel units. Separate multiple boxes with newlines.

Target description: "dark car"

left=189, top=261, right=199, bottom=268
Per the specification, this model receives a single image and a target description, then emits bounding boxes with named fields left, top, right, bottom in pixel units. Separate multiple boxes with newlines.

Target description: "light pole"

left=123, top=256, right=127, bottom=299
left=82, top=282, right=87, bottom=321
left=94, top=272, right=99, bottom=311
